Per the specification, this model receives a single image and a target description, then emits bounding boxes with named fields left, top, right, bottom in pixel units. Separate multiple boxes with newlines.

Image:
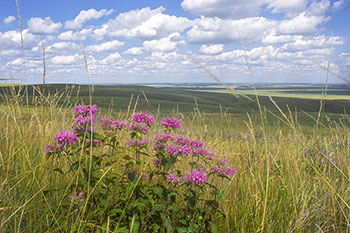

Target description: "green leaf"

left=92, top=132, right=105, bottom=141
left=53, top=168, right=64, bottom=175
left=164, top=216, right=172, bottom=232
left=209, top=221, right=219, bottom=233
left=216, top=189, right=224, bottom=201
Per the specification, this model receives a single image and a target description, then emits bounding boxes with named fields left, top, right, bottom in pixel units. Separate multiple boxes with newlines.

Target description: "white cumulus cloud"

left=265, top=0, right=307, bottom=15
left=58, top=29, right=92, bottom=41
left=65, top=8, right=114, bottom=29
left=86, top=40, right=124, bottom=53
left=143, top=33, right=185, bottom=52
left=277, top=12, right=329, bottom=34
left=187, top=16, right=277, bottom=44
left=100, top=52, right=121, bottom=64
left=28, top=17, right=62, bottom=35
left=181, top=0, right=262, bottom=19
left=123, top=47, right=144, bottom=55
left=4, top=16, right=15, bottom=24
left=200, top=44, right=224, bottom=55
left=332, top=0, right=344, bottom=11
left=94, top=7, right=191, bottom=40
left=51, top=54, right=82, bottom=64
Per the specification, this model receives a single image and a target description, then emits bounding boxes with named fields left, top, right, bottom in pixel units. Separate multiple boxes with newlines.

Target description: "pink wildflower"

left=167, top=172, right=183, bottom=183
left=126, top=139, right=149, bottom=147
left=54, top=130, right=78, bottom=149
left=187, top=169, right=207, bottom=185
left=130, top=122, right=149, bottom=133
left=132, top=113, right=154, bottom=124
left=161, top=118, right=182, bottom=129
left=154, top=133, right=173, bottom=143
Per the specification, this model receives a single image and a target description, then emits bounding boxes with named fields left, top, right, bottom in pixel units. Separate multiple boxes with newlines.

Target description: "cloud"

left=332, top=0, right=344, bottom=11
left=65, top=8, right=114, bottom=29
left=100, top=52, right=121, bottom=64
left=51, top=54, right=82, bottom=64
left=123, top=47, right=144, bottom=55
left=6, top=57, right=24, bottom=66
left=308, top=0, right=330, bottom=16
left=262, top=31, right=295, bottom=44
left=0, top=29, right=39, bottom=50
left=94, top=7, right=191, bottom=40
left=187, top=16, right=277, bottom=44
left=280, top=35, right=343, bottom=51
left=181, top=0, right=261, bottom=19
left=46, top=42, right=80, bottom=53
left=28, top=17, right=62, bottom=35
left=58, top=29, right=92, bottom=41
left=265, top=0, right=307, bottom=15
left=4, top=16, right=15, bottom=24
left=277, top=12, right=329, bottom=34
left=199, top=44, right=224, bottom=55
left=86, top=40, right=124, bottom=53
left=143, top=33, right=185, bottom=52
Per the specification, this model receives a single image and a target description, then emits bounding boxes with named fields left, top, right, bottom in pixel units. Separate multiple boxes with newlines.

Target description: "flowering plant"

left=44, top=105, right=235, bottom=232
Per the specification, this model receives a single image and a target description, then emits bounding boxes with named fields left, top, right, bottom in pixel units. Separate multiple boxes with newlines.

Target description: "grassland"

left=0, top=84, right=350, bottom=232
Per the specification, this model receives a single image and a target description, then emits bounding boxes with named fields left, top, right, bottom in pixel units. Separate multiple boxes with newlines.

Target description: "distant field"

left=1, top=84, right=350, bottom=128
left=154, top=84, right=350, bottom=100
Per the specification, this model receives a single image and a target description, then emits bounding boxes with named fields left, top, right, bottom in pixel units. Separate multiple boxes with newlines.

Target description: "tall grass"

left=0, top=1, right=349, bottom=231
left=0, top=88, right=349, bottom=232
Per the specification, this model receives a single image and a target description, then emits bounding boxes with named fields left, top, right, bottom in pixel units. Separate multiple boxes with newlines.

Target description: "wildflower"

left=152, top=159, right=160, bottom=165
left=154, top=133, right=173, bottom=143
left=111, top=120, right=126, bottom=130
left=54, top=130, right=78, bottom=150
left=161, top=118, right=182, bottom=129
left=100, top=116, right=112, bottom=129
left=74, top=105, right=96, bottom=117
left=73, top=105, right=97, bottom=132
left=130, top=122, right=149, bottom=133
left=151, top=144, right=165, bottom=152
left=69, top=192, right=84, bottom=202
left=44, top=145, right=53, bottom=153
left=187, top=169, right=207, bottom=185
left=132, top=113, right=154, bottom=124
left=211, top=165, right=236, bottom=177
left=101, top=116, right=126, bottom=131
left=126, top=138, right=149, bottom=147
left=190, top=140, right=204, bottom=148
left=167, top=172, right=183, bottom=183
left=175, top=137, right=191, bottom=146
left=141, top=173, right=150, bottom=179
left=222, top=159, right=228, bottom=166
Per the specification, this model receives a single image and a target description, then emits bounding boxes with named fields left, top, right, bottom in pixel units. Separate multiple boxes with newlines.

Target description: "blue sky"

left=0, top=0, right=349, bottom=84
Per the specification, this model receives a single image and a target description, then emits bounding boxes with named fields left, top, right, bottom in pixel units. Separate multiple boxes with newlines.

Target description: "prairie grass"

left=0, top=87, right=349, bottom=232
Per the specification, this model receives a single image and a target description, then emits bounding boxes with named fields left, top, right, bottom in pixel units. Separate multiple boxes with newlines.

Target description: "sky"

left=0, top=0, right=349, bottom=84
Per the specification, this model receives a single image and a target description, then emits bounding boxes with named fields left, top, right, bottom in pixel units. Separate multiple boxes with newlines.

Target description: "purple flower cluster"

left=130, top=123, right=149, bottom=133
left=73, top=105, right=97, bottom=132
left=45, top=130, right=78, bottom=153
left=74, top=105, right=96, bottom=117
left=161, top=118, right=182, bottom=129
left=167, top=172, right=183, bottom=183
left=126, top=138, right=149, bottom=147
left=187, top=169, right=207, bottom=185
left=210, top=160, right=236, bottom=177
left=100, top=116, right=126, bottom=131
left=154, top=133, right=173, bottom=143
left=54, top=130, right=78, bottom=146
left=166, top=144, right=191, bottom=156
left=132, top=113, right=154, bottom=125
left=129, top=113, right=154, bottom=133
